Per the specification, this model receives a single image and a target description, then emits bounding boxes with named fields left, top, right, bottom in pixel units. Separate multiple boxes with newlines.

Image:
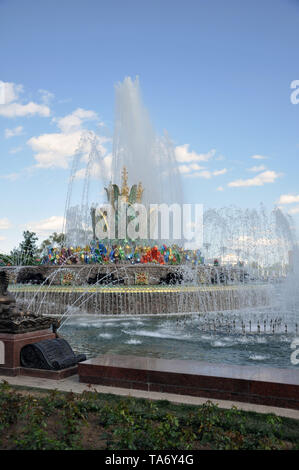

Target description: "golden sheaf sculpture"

left=104, top=166, right=144, bottom=206
left=91, top=166, right=144, bottom=240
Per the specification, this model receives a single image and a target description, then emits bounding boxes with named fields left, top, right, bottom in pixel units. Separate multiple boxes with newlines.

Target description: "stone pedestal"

left=0, top=329, right=55, bottom=376
left=0, top=270, right=82, bottom=380
left=79, top=354, right=299, bottom=410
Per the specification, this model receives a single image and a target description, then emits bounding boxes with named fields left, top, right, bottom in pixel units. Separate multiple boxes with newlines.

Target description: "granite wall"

left=2, top=264, right=248, bottom=287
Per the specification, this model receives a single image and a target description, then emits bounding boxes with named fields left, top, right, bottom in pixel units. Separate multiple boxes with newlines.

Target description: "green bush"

left=0, top=382, right=298, bottom=450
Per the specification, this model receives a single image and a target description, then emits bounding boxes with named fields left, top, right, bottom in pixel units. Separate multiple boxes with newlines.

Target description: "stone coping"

left=80, top=354, right=299, bottom=385
left=78, top=355, right=299, bottom=410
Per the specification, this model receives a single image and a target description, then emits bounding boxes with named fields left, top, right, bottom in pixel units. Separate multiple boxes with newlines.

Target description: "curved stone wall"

left=2, top=264, right=250, bottom=287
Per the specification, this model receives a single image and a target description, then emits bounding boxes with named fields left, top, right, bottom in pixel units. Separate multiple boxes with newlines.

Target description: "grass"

left=0, top=381, right=298, bottom=450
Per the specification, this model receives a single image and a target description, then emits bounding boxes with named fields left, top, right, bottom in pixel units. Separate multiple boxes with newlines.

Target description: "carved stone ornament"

left=20, top=338, right=86, bottom=370
left=0, top=270, right=59, bottom=334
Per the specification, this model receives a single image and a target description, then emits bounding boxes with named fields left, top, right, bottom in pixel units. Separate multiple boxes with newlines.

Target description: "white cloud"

left=228, top=170, right=281, bottom=188
left=213, top=168, right=227, bottom=176
left=175, top=144, right=226, bottom=179
left=185, top=168, right=227, bottom=179
left=75, top=153, right=112, bottom=180
left=189, top=163, right=206, bottom=171
left=217, top=186, right=224, bottom=191
left=288, top=206, right=299, bottom=215
left=178, top=165, right=193, bottom=174
left=28, top=107, right=108, bottom=170
left=185, top=170, right=212, bottom=179
left=247, top=164, right=267, bottom=172
left=0, top=218, right=12, bottom=229
left=28, top=130, right=109, bottom=170
left=0, top=166, right=34, bottom=181
left=178, top=163, right=206, bottom=174
left=26, top=215, right=65, bottom=233
left=250, top=154, right=269, bottom=160
left=0, top=81, right=50, bottom=117
left=0, top=81, right=23, bottom=104
left=175, top=144, right=216, bottom=163
left=4, top=125, right=24, bottom=138
left=277, top=194, right=299, bottom=205
left=0, top=101, right=50, bottom=118
left=0, top=172, right=20, bottom=181
left=9, top=146, right=22, bottom=154
left=38, top=89, right=55, bottom=105
left=54, top=108, right=99, bottom=133
left=198, top=170, right=212, bottom=179
left=28, top=131, right=83, bottom=169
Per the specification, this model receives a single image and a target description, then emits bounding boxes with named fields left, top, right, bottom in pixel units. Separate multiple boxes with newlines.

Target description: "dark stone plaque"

left=20, top=338, right=86, bottom=370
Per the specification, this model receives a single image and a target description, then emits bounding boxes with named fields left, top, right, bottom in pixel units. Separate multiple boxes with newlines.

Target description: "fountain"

left=3, top=78, right=296, bottom=327
left=1, top=77, right=299, bottom=408
left=63, top=76, right=183, bottom=247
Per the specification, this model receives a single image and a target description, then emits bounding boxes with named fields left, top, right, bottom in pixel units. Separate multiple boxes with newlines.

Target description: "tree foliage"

left=39, top=232, right=65, bottom=252
left=9, top=231, right=39, bottom=265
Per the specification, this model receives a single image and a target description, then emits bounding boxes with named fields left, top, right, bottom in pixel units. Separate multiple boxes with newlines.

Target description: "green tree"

left=0, top=253, right=12, bottom=266
left=39, top=232, right=65, bottom=252
left=19, top=231, right=39, bottom=257
left=10, top=231, right=39, bottom=265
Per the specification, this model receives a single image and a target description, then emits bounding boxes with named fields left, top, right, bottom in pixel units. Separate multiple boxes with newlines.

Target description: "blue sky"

left=0, top=0, right=299, bottom=253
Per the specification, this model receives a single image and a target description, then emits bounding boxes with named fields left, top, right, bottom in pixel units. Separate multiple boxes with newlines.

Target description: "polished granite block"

left=20, top=365, right=78, bottom=380
left=0, top=329, right=56, bottom=375
left=78, top=354, right=299, bottom=410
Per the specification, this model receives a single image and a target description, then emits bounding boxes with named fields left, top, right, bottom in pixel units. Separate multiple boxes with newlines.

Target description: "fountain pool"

left=58, top=254, right=299, bottom=372
left=60, top=301, right=298, bottom=370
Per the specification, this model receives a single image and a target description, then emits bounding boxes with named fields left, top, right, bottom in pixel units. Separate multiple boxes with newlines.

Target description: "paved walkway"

left=1, top=373, right=298, bottom=420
